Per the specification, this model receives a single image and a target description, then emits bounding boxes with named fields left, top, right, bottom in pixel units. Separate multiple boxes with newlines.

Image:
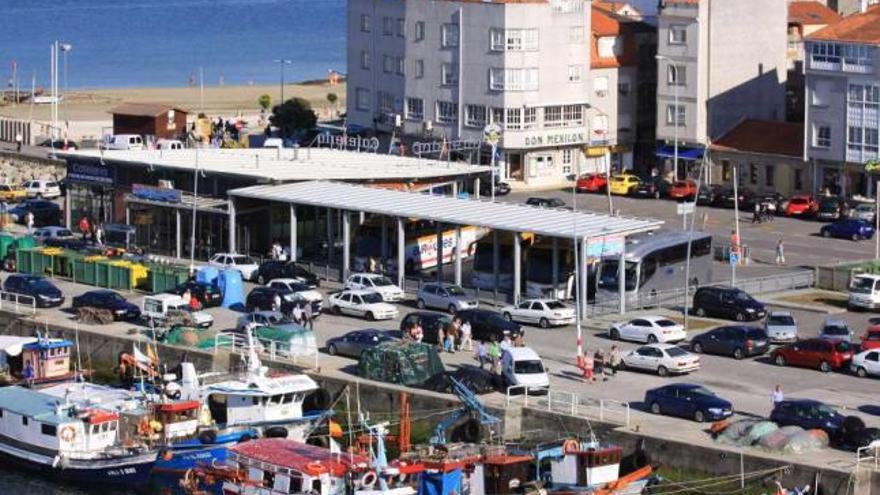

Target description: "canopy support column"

left=454, top=226, right=463, bottom=286
left=397, top=217, right=405, bottom=289
left=619, top=249, right=626, bottom=315
left=175, top=209, right=182, bottom=259
left=289, top=204, right=298, bottom=262
left=552, top=237, right=559, bottom=298
left=513, top=232, right=522, bottom=305
left=380, top=216, right=387, bottom=272
left=228, top=197, right=237, bottom=253
left=342, top=211, right=351, bottom=281
left=580, top=237, right=588, bottom=319
left=436, top=222, right=444, bottom=283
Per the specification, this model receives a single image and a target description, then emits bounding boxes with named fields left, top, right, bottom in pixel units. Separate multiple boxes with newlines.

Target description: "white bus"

left=470, top=233, right=535, bottom=291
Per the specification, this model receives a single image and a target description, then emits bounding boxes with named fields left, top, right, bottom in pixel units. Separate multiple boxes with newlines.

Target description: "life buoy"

left=161, top=449, right=174, bottom=461
left=562, top=439, right=579, bottom=454
left=360, top=471, right=378, bottom=488
left=59, top=425, right=76, bottom=442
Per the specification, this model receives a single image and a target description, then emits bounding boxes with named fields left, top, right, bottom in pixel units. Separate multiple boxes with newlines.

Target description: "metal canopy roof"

left=229, top=181, right=663, bottom=240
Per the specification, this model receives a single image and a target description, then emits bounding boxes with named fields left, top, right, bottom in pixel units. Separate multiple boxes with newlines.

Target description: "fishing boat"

left=530, top=438, right=654, bottom=495
left=0, top=335, right=80, bottom=387
left=0, top=385, right=157, bottom=486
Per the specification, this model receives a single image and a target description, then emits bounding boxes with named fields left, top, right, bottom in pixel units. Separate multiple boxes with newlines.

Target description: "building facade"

left=804, top=6, right=880, bottom=197
left=655, top=0, right=788, bottom=179
left=786, top=1, right=841, bottom=122
left=346, top=0, right=594, bottom=186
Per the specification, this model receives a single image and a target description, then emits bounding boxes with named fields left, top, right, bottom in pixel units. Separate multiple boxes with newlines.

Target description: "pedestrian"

left=182, top=288, right=192, bottom=306
left=772, top=384, right=784, bottom=406
left=500, top=335, right=512, bottom=353
left=303, top=300, right=314, bottom=330
left=580, top=350, right=595, bottom=383
left=189, top=293, right=200, bottom=311
left=90, top=223, right=97, bottom=244
left=476, top=340, right=488, bottom=369
left=752, top=202, right=761, bottom=224
left=24, top=210, right=34, bottom=235
left=444, top=330, right=454, bottom=353
left=594, top=349, right=608, bottom=381
left=412, top=322, right=423, bottom=343
left=96, top=224, right=105, bottom=246
left=15, top=132, right=22, bottom=153
left=23, top=359, right=34, bottom=385
left=437, top=326, right=446, bottom=350
left=460, top=319, right=473, bottom=351
left=608, top=345, right=622, bottom=376
left=775, top=239, right=785, bottom=266
left=488, top=338, right=502, bottom=374
left=291, top=302, right=304, bottom=325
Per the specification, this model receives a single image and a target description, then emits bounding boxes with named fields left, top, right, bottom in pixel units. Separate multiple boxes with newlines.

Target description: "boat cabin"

left=0, top=336, right=75, bottom=386
left=203, top=373, right=318, bottom=429
left=539, top=440, right=623, bottom=489
left=152, top=400, right=201, bottom=441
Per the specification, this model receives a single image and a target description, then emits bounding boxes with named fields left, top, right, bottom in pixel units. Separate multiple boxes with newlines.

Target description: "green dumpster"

left=13, top=236, right=36, bottom=251
left=73, top=259, right=98, bottom=286
left=106, top=263, right=132, bottom=290
left=0, top=233, right=14, bottom=259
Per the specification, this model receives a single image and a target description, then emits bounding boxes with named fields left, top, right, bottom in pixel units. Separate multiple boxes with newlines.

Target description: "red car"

left=576, top=174, right=608, bottom=193
left=669, top=180, right=698, bottom=200
left=861, top=326, right=880, bottom=350
left=785, top=195, right=818, bottom=217
left=771, top=338, right=854, bottom=372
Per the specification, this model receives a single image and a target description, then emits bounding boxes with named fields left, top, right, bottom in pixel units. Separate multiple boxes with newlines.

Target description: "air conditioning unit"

left=424, top=121, right=433, bottom=132
left=158, top=179, right=174, bottom=189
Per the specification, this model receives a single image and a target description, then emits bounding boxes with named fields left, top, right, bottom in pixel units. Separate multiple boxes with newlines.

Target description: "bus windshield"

left=597, top=260, right=638, bottom=291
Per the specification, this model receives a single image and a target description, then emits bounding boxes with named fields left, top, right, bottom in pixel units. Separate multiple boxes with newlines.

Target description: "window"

left=506, top=108, right=522, bottom=130
left=568, top=26, right=584, bottom=43
left=669, top=24, right=686, bottom=44
left=383, top=55, right=393, bottom=74
left=490, top=28, right=539, bottom=51
left=442, top=23, right=459, bottom=47
left=491, top=107, right=505, bottom=125
left=523, top=107, right=538, bottom=129
left=814, top=125, right=831, bottom=148
left=377, top=91, right=393, bottom=113
left=794, top=169, right=803, bottom=190
left=765, top=165, right=775, bottom=187
left=360, top=14, right=371, bottom=33
left=489, top=68, right=538, bottom=91
left=465, top=105, right=487, bottom=127
left=441, top=63, right=458, bottom=86
left=382, top=17, right=393, bottom=35
left=594, top=76, right=609, bottom=96
left=812, top=80, right=831, bottom=106
left=618, top=81, right=631, bottom=96
left=722, top=160, right=732, bottom=181
left=568, top=65, right=583, bottom=83
left=436, top=101, right=458, bottom=124
left=355, top=88, right=370, bottom=111
left=668, top=65, right=686, bottom=85
left=22, top=416, right=28, bottom=426
left=749, top=163, right=758, bottom=185
left=414, top=59, right=424, bottom=79
left=396, top=57, right=405, bottom=75
left=544, top=106, right=563, bottom=128
left=562, top=149, right=574, bottom=174
left=551, top=0, right=584, bottom=13
left=597, top=36, right=622, bottom=58
left=666, top=104, right=685, bottom=126
left=564, top=105, right=583, bottom=126
left=414, top=21, right=425, bottom=41
left=396, top=18, right=405, bottom=38
left=360, top=51, right=371, bottom=70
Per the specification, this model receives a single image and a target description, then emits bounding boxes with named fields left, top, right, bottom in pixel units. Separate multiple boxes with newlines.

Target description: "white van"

left=143, top=294, right=214, bottom=328
left=501, top=346, right=550, bottom=394
left=848, top=273, right=880, bottom=310
left=101, top=134, right=145, bottom=150
left=156, top=139, right=184, bottom=150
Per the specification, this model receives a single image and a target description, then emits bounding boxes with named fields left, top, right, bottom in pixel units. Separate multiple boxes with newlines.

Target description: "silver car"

left=416, top=283, right=478, bottom=313
left=819, top=317, right=854, bottom=343
left=764, top=311, right=798, bottom=343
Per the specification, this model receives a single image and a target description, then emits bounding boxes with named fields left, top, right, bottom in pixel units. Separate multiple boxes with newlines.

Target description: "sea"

left=0, top=0, right=347, bottom=89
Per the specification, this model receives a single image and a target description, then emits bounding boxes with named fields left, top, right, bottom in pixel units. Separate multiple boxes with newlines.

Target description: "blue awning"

left=655, top=145, right=704, bottom=160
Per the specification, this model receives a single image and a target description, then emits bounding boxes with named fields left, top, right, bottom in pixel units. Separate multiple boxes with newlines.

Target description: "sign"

left=66, top=160, right=114, bottom=186
left=504, top=129, right=588, bottom=149
left=676, top=202, right=695, bottom=215
left=865, top=159, right=880, bottom=175
left=729, top=251, right=740, bottom=266
left=316, top=133, right=380, bottom=152
left=585, top=235, right=625, bottom=261
left=131, top=183, right=182, bottom=204
left=483, top=123, right=502, bottom=146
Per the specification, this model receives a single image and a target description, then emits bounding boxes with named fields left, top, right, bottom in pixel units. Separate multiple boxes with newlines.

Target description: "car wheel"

left=657, top=365, right=669, bottom=377
left=735, top=312, right=745, bottom=322
left=692, top=341, right=703, bottom=353
left=650, top=402, right=662, bottom=414
left=694, top=410, right=706, bottom=423
left=647, top=334, right=658, bottom=344
left=503, top=312, right=513, bottom=322
left=696, top=307, right=706, bottom=317
left=416, top=298, right=426, bottom=309
left=822, top=229, right=831, bottom=238
left=257, top=274, right=266, bottom=285
left=332, top=305, right=341, bottom=315
left=539, top=317, right=550, bottom=329
left=775, top=354, right=786, bottom=366
left=448, top=304, right=458, bottom=315
left=857, top=366, right=868, bottom=378
left=819, top=360, right=831, bottom=373
left=733, top=348, right=744, bottom=360
left=609, top=328, right=620, bottom=340
left=852, top=233, right=861, bottom=241
left=327, top=344, right=338, bottom=356
left=366, top=312, right=375, bottom=321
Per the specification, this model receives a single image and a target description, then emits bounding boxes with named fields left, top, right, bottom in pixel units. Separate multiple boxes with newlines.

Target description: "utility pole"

left=274, top=59, right=292, bottom=105
left=732, top=165, right=740, bottom=287
left=199, top=67, right=204, bottom=115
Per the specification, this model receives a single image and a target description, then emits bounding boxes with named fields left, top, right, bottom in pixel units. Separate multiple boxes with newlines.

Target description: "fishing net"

left=358, top=341, right=446, bottom=387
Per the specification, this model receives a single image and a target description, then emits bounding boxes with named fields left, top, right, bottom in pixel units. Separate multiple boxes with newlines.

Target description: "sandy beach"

left=0, top=81, right=347, bottom=139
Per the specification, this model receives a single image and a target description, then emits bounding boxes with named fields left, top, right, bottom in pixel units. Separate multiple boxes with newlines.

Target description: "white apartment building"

left=346, top=0, right=594, bottom=186
left=655, top=0, right=787, bottom=179
left=804, top=6, right=880, bottom=196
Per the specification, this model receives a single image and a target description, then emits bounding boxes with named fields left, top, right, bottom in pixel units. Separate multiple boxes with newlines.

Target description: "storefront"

left=501, top=128, right=589, bottom=186
left=65, top=159, right=118, bottom=228
left=655, top=143, right=705, bottom=180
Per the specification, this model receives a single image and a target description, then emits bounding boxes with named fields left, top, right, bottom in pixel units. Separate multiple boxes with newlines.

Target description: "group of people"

left=77, top=215, right=105, bottom=245
left=578, top=345, right=622, bottom=383
left=289, top=300, right=316, bottom=330
left=475, top=334, right=524, bottom=374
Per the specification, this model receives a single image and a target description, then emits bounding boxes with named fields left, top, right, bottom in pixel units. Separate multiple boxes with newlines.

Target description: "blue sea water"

left=0, top=0, right=347, bottom=89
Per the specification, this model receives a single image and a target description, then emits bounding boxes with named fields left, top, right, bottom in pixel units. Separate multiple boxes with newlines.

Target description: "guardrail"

left=0, top=291, right=36, bottom=316
left=857, top=445, right=879, bottom=469
left=213, top=332, right=320, bottom=370
left=505, top=387, right=631, bottom=426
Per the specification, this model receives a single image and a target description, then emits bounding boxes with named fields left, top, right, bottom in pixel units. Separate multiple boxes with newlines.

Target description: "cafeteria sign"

left=866, top=159, right=880, bottom=175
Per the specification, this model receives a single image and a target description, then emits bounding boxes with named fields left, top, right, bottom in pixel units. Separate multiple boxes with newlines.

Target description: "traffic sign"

left=483, top=123, right=502, bottom=146
left=729, top=252, right=740, bottom=266
left=676, top=202, right=695, bottom=215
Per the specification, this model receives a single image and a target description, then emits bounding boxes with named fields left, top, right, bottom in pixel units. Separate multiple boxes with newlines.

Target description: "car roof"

left=504, top=346, right=541, bottom=360
left=822, top=318, right=848, bottom=326
left=241, top=310, right=285, bottom=319
left=768, top=310, right=793, bottom=316
left=642, top=343, right=681, bottom=350
left=340, top=289, right=379, bottom=296
left=666, top=383, right=701, bottom=390
left=269, top=278, right=303, bottom=285
left=405, top=311, right=446, bottom=318
left=780, top=398, right=825, bottom=406
left=85, top=289, right=116, bottom=295
left=522, top=298, right=558, bottom=303
left=641, top=315, right=675, bottom=323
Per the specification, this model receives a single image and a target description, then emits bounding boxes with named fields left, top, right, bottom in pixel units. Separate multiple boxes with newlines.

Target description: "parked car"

left=819, top=218, right=875, bottom=240
left=645, top=384, right=733, bottom=423
left=720, top=188, right=755, bottom=210
left=692, top=286, right=766, bottom=321
left=771, top=338, right=854, bottom=372
left=416, top=283, right=478, bottom=313
left=525, top=197, right=566, bottom=208
left=669, top=180, right=698, bottom=200
left=267, top=278, right=323, bottom=313
left=0, top=184, right=27, bottom=202
left=142, top=293, right=213, bottom=328
left=622, top=344, right=700, bottom=376
left=9, top=199, right=61, bottom=226
left=327, top=289, right=399, bottom=321
left=21, top=179, right=62, bottom=199
left=479, top=177, right=511, bottom=196
left=457, top=309, right=523, bottom=341
left=850, top=349, right=880, bottom=378
left=695, top=185, right=723, bottom=206
left=817, top=197, right=849, bottom=221
left=850, top=203, right=876, bottom=221
left=166, top=281, right=223, bottom=308
left=576, top=173, right=608, bottom=193
left=860, top=326, right=880, bottom=351
left=763, top=311, right=798, bottom=343
left=326, top=329, right=398, bottom=358
left=609, top=174, right=641, bottom=196
left=208, top=253, right=260, bottom=281
left=399, top=311, right=454, bottom=345
left=819, top=317, right=854, bottom=343
left=3, top=274, right=63, bottom=308
left=37, top=139, right=79, bottom=150
left=690, top=325, right=770, bottom=359
left=100, top=134, right=145, bottom=150
left=344, top=273, right=405, bottom=302
left=236, top=310, right=293, bottom=334
left=253, top=260, right=320, bottom=286
left=71, top=289, right=140, bottom=321
left=501, top=347, right=549, bottom=394
left=32, top=226, right=74, bottom=241
left=156, top=139, right=184, bottom=150
left=785, top=195, right=818, bottom=217
left=245, top=286, right=292, bottom=313
left=757, top=192, right=787, bottom=213
left=633, top=177, right=671, bottom=199
left=608, top=315, right=687, bottom=344
left=500, top=299, right=575, bottom=328
left=769, top=399, right=846, bottom=437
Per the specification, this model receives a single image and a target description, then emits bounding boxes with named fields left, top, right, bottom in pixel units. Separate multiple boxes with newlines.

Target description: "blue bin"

left=196, top=266, right=220, bottom=287
left=218, top=269, right=244, bottom=308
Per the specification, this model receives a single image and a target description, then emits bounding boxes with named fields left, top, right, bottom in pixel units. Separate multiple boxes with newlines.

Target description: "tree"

left=270, top=98, right=317, bottom=138
left=326, top=93, right=338, bottom=119
left=258, top=94, right=272, bottom=111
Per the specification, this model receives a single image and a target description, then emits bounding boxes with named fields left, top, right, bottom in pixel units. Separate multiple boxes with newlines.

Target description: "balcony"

left=809, top=58, right=841, bottom=72
left=842, top=62, right=874, bottom=74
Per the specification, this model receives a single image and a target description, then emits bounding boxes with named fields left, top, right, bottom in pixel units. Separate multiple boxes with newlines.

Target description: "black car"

left=690, top=325, right=770, bottom=359
left=245, top=285, right=319, bottom=314
left=457, top=309, right=523, bottom=341
left=325, top=329, right=398, bottom=358
left=696, top=185, right=723, bottom=206
left=400, top=311, right=454, bottom=345
left=720, top=188, right=756, bottom=210
left=167, top=281, right=223, bottom=308
left=37, top=139, right=79, bottom=150
left=3, top=274, right=64, bottom=308
left=71, top=289, right=140, bottom=320
left=633, top=177, right=671, bottom=199
left=817, top=197, right=849, bottom=222
left=253, top=260, right=320, bottom=286
left=692, top=286, right=766, bottom=321
left=9, top=199, right=61, bottom=227
left=526, top=197, right=566, bottom=208
left=479, top=177, right=511, bottom=196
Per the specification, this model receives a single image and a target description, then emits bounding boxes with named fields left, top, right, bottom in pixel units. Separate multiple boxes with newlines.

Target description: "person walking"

left=580, top=350, right=595, bottom=383
left=608, top=345, right=622, bottom=376
left=775, top=239, right=785, bottom=266
left=500, top=335, right=512, bottom=353
left=291, top=302, right=304, bottom=325
left=15, top=132, right=22, bottom=153
left=96, top=224, right=105, bottom=246
left=476, top=340, right=488, bottom=369
left=772, top=384, right=784, bottom=406
left=751, top=202, right=761, bottom=224
left=24, top=211, right=34, bottom=235
left=488, top=338, right=502, bottom=374
left=303, top=301, right=314, bottom=330
left=78, top=215, right=90, bottom=241
left=460, top=319, right=472, bottom=351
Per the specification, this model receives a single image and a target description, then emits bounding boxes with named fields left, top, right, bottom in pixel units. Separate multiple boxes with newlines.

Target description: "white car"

left=501, top=347, right=550, bottom=393
left=343, top=273, right=405, bottom=302
left=268, top=278, right=323, bottom=311
left=208, top=253, right=260, bottom=281
left=501, top=299, right=575, bottom=328
left=32, top=226, right=74, bottom=241
left=622, top=344, right=700, bottom=376
left=21, top=179, right=61, bottom=199
left=851, top=203, right=876, bottom=221
left=851, top=349, right=880, bottom=378
left=608, top=316, right=687, bottom=344
left=142, top=294, right=214, bottom=328
left=327, top=289, right=399, bottom=321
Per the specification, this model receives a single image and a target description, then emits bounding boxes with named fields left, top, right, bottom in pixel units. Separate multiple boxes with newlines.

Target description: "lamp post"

left=656, top=55, right=680, bottom=182
left=274, top=59, right=292, bottom=104
left=59, top=43, right=72, bottom=128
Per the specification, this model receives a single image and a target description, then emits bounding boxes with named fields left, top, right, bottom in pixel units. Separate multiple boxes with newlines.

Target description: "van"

left=692, top=286, right=766, bottom=321
left=501, top=346, right=549, bottom=394
left=142, top=294, right=214, bottom=328
left=101, top=134, right=145, bottom=150
left=156, top=139, right=184, bottom=150
left=848, top=273, right=880, bottom=310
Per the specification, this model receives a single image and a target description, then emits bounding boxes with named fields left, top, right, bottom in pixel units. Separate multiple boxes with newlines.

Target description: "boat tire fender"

left=361, top=471, right=377, bottom=488
left=265, top=426, right=289, bottom=438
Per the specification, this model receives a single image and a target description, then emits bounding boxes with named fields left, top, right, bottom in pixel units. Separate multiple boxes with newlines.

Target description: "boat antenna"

left=74, top=321, right=83, bottom=383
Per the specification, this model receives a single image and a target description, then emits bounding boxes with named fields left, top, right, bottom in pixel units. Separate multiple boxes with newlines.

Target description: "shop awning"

left=655, top=145, right=704, bottom=160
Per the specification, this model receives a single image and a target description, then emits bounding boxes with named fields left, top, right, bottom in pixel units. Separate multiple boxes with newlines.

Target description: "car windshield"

left=372, top=276, right=394, bottom=287
left=851, top=277, right=877, bottom=294
left=514, top=359, right=545, bottom=374
left=26, top=278, right=54, bottom=290
left=598, top=260, right=638, bottom=291
left=105, top=292, right=125, bottom=303
left=56, top=229, right=72, bottom=237
left=813, top=404, right=838, bottom=418
left=734, top=291, right=753, bottom=302
left=857, top=205, right=874, bottom=212
left=446, top=286, right=466, bottom=296
left=666, top=347, right=689, bottom=357
left=230, top=255, right=255, bottom=265
left=823, top=325, right=848, bottom=335
left=790, top=198, right=807, bottom=204
left=746, top=328, right=766, bottom=339
left=768, top=315, right=795, bottom=326
left=362, top=293, right=384, bottom=304
left=546, top=301, right=567, bottom=310
left=656, top=319, right=678, bottom=327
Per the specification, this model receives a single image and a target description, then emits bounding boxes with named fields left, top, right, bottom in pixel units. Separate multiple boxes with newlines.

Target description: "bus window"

left=598, top=260, right=637, bottom=291
left=639, top=254, right=658, bottom=287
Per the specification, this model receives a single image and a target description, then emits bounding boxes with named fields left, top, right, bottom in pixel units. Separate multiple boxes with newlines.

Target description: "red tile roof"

left=591, top=6, right=639, bottom=68
left=808, top=5, right=880, bottom=44
left=711, top=119, right=804, bottom=158
left=788, top=1, right=841, bottom=27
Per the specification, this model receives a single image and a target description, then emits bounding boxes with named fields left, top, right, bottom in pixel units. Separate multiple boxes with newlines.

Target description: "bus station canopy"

left=228, top=181, right=663, bottom=240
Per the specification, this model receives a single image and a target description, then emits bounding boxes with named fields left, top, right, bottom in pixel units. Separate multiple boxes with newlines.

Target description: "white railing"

left=213, top=332, right=320, bottom=370
left=857, top=445, right=879, bottom=469
left=0, top=291, right=37, bottom=316
left=506, top=387, right=631, bottom=426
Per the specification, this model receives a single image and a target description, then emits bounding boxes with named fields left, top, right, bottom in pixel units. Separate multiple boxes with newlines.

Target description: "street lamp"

left=59, top=43, right=72, bottom=127
left=274, top=59, right=292, bottom=104
left=656, top=55, right=680, bottom=182
left=586, top=103, right=614, bottom=215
